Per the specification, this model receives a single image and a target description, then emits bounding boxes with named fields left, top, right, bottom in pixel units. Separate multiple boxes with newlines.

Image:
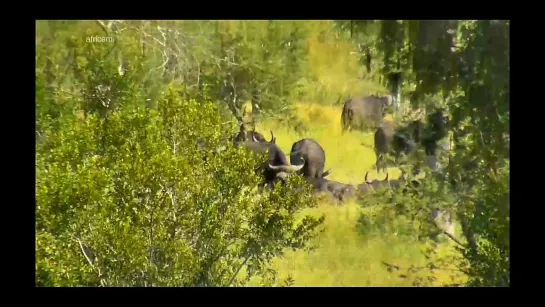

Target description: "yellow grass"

left=244, top=101, right=466, bottom=287
left=236, top=27, right=466, bottom=286
left=299, top=21, right=389, bottom=104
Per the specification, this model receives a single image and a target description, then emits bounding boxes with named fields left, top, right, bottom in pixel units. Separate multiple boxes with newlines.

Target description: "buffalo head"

left=357, top=171, right=392, bottom=194
left=241, top=141, right=304, bottom=188
left=383, top=94, right=394, bottom=107
left=252, top=130, right=276, bottom=144
left=382, top=95, right=395, bottom=116
left=234, top=122, right=269, bottom=148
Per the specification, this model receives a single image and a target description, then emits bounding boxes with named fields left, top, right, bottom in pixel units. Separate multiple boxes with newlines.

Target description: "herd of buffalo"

left=228, top=94, right=455, bottom=236
left=233, top=94, right=448, bottom=198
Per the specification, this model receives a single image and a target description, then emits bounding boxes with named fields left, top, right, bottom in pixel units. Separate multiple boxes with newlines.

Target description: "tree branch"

left=426, top=219, right=466, bottom=249
left=227, top=255, right=252, bottom=286
left=74, top=235, right=95, bottom=267
left=459, top=217, right=478, bottom=252
left=441, top=229, right=466, bottom=248
left=73, top=234, right=108, bottom=286
left=96, top=20, right=109, bottom=35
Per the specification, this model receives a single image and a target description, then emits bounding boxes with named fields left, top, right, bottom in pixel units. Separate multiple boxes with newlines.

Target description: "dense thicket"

left=36, top=20, right=328, bottom=286
left=338, top=20, right=509, bottom=286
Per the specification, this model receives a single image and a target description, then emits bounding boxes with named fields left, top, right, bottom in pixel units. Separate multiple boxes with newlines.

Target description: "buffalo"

left=355, top=171, right=401, bottom=196
left=403, top=109, right=449, bottom=172
left=373, top=120, right=396, bottom=174
left=359, top=172, right=393, bottom=191
left=306, top=176, right=356, bottom=203
left=355, top=170, right=426, bottom=197
left=341, top=94, right=394, bottom=132
left=374, top=119, right=431, bottom=174
left=421, top=110, right=449, bottom=171
left=290, top=138, right=327, bottom=179
left=356, top=170, right=455, bottom=239
left=373, top=120, right=419, bottom=174
left=233, top=122, right=276, bottom=147
left=373, top=109, right=450, bottom=174
left=241, top=141, right=304, bottom=188
left=308, top=170, right=401, bottom=203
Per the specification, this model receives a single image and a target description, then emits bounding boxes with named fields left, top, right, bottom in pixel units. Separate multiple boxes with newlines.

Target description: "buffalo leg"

left=375, top=154, right=382, bottom=174
left=376, top=153, right=386, bottom=174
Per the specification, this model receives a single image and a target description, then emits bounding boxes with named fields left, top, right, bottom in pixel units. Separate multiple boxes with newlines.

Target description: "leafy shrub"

left=36, top=83, right=324, bottom=287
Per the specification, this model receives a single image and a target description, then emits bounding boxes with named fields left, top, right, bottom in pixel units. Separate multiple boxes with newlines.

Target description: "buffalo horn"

left=268, top=159, right=305, bottom=173
left=365, top=171, right=371, bottom=184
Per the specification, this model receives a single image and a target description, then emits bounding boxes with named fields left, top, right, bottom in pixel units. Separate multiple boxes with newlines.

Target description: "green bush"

left=36, top=82, right=324, bottom=287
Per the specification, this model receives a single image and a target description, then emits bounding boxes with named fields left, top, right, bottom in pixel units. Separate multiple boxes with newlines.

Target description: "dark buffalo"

left=306, top=176, right=356, bottom=203
left=241, top=141, right=304, bottom=188
left=341, top=94, right=394, bottom=132
left=373, top=120, right=399, bottom=174
left=373, top=109, right=450, bottom=173
left=400, top=109, right=449, bottom=172
left=331, top=184, right=356, bottom=203
left=374, top=120, right=426, bottom=174
left=356, top=172, right=395, bottom=195
left=395, top=119, right=425, bottom=145
left=390, top=120, right=422, bottom=162
left=355, top=170, right=424, bottom=197
left=366, top=172, right=394, bottom=190
left=233, top=122, right=276, bottom=147
left=421, top=110, right=449, bottom=171
left=290, top=138, right=327, bottom=179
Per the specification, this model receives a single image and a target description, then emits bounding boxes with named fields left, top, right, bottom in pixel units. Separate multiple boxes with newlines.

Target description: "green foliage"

left=36, top=20, right=377, bottom=125
left=343, top=20, right=509, bottom=286
left=36, top=74, right=323, bottom=286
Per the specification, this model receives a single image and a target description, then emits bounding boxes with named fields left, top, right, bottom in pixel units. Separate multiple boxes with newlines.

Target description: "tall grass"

left=250, top=102, right=466, bottom=286
left=295, top=21, right=388, bottom=106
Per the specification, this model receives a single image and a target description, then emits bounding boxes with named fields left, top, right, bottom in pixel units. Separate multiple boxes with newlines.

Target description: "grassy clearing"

left=245, top=102, right=465, bottom=287
left=300, top=23, right=388, bottom=105
left=269, top=202, right=433, bottom=287
left=238, top=26, right=464, bottom=286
